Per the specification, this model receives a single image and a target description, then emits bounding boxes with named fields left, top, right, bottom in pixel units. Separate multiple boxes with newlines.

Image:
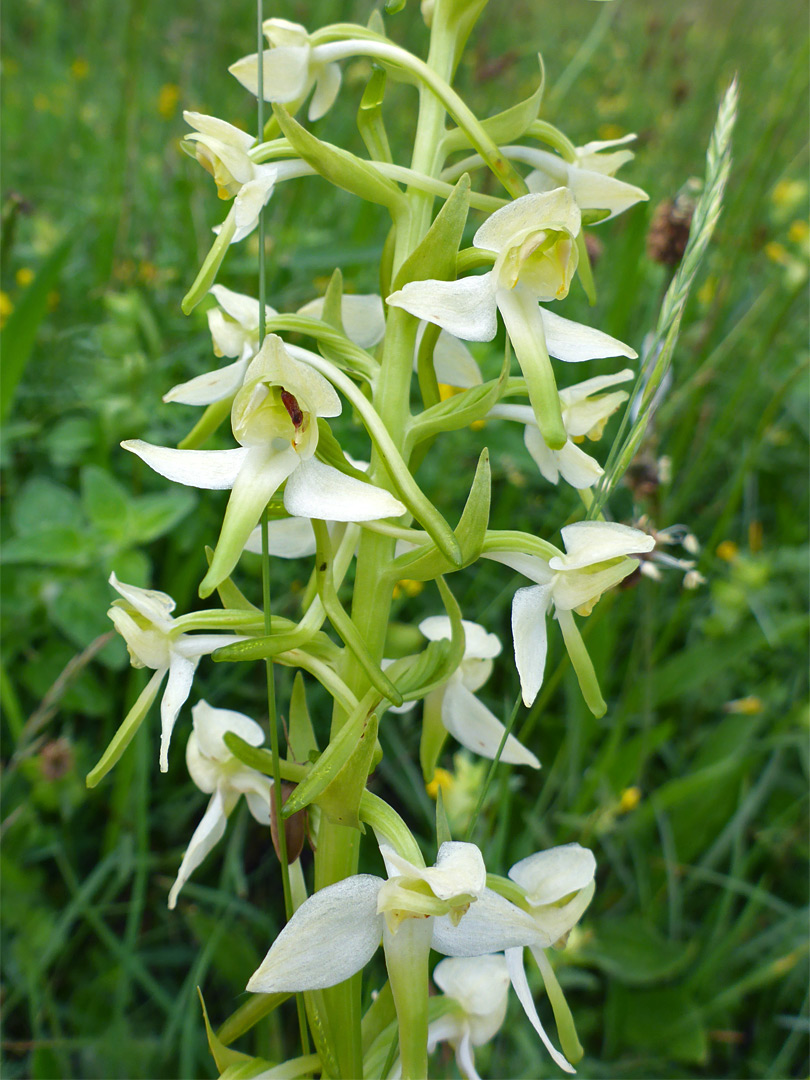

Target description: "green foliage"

left=1, top=1, right=807, bottom=1079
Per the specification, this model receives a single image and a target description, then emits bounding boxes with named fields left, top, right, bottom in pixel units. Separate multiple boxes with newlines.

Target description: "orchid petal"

left=283, top=458, right=406, bottom=522
left=456, top=1031, right=481, bottom=1080
left=509, top=844, right=596, bottom=906
left=191, top=700, right=265, bottom=760
left=229, top=47, right=311, bottom=103
left=297, top=294, right=386, bottom=349
left=540, top=308, right=637, bottom=363
left=173, top=633, right=249, bottom=661
left=473, top=189, right=580, bottom=253
left=419, top=616, right=501, bottom=661
left=484, top=549, right=554, bottom=585
left=232, top=171, right=277, bottom=243
left=530, top=880, right=596, bottom=946
left=210, top=283, right=275, bottom=328
left=522, top=425, right=562, bottom=485
left=441, top=681, right=540, bottom=768
left=552, top=521, right=655, bottom=570
left=430, top=329, right=482, bottom=387
left=184, top=111, right=256, bottom=152
left=247, top=875, right=385, bottom=992
left=552, top=562, right=639, bottom=612
left=201, top=444, right=300, bottom=596
left=159, top=653, right=199, bottom=771
left=108, top=573, right=175, bottom=627
left=163, top=357, right=250, bottom=406
left=168, top=787, right=234, bottom=909
left=560, top=369, right=635, bottom=409
left=505, top=947, right=575, bottom=1073
left=122, top=440, right=249, bottom=490
left=387, top=274, right=498, bottom=343
left=244, top=516, right=317, bottom=557
left=380, top=841, right=486, bottom=900
left=309, top=61, right=342, bottom=120
left=512, top=585, right=552, bottom=707
left=525, top=428, right=603, bottom=489
left=432, top=887, right=543, bottom=956
left=433, top=955, right=510, bottom=1044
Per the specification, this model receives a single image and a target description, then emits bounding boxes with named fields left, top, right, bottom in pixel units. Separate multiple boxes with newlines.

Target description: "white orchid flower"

left=486, top=521, right=655, bottom=706
left=427, top=955, right=510, bottom=1080
left=387, top=188, right=637, bottom=449
left=164, top=285, right=278, bottom=407
left=297, top=293, right=387, bottom=350
left=169, top=701, right=273, bottom=909
left=433, top=842, right=597, bottom=1074
left=183, top=112, right=279, bottom=243
left=123, top=335, right=405, bottom=597
left=106, top=574, right=247, bottom=771
left=246, top=841, right=489, bottom=994
left=489, top=369, right=634, bottom=489
left=166, top=291, right=385, bottom=410
left=417, top=616, right=540, bottom=768
left=229, top=19, right=342, bottom=122
left=574, top=134, right=638, bottom=175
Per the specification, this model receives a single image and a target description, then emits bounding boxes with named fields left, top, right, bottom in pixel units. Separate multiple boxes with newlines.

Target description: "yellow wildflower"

left=70, top=58, right=89, bottom=80
left=157, top=83, right=180, bottom=119
left=716, top=540, right=738, bottom=562
left=618, top=786, right=641, bottom=813
left=0, top=291, right=13, bottom=329
left=15, top=267, right=34, bottom=287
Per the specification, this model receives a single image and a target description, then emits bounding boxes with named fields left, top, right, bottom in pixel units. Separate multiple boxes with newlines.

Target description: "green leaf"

left=442, top=55, right=545, bottom=153
left=12, top=476, right=83, bottom=533
left=1, top=235, right=73, bottom=421
left=605, top=984, right=708, bottom=1065
left=2, top=526, right=88, bottom=567
left=392, top=174, right=470, bottom=292
left=128, top=489, right=196, bottom=543
left=386, top=449, right=492, bottom=580
left=288, top=672, right=318, bottom=763
left=280, top=698, right=377, bottom=820
left=81, top=466, right=129, bottom=536
left=217, top=991, right=291, bottom=1047
left=419, top=686, right=448, bottom=782
left=575, top=917, right=696, bottom=986
left=315, top=711, right=379, bottom=829
left=273, top=105, right=405, bottom=213
left=198, top=987, right=252, bottom=1072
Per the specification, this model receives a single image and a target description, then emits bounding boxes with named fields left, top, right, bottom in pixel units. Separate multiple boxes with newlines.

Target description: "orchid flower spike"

left=387, top=188, right=636, bottom=449
left=486, top=521, right=655, bottom=709
left=183, top=112, right=278, bottom=243
left=417, top=616, right=540, bottom=768
left=168, top=702, right=273, bottom=909
left=489, top=370, right=634, bottom=489
left=428, top=955, right=511, bottom=1080
left=123, top=335, right=405, bottom=597
left=105, top=574, right=247, bottom=771
left=229, top=19, right=342, bottom=122
left=246, top=841, right=488, bottom=994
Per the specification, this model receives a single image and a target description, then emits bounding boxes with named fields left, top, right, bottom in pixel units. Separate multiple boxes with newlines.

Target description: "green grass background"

left=1, top=0, right=808, bottom=1077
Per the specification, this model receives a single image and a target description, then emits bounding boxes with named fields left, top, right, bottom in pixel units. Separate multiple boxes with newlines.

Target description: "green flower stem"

left=181, top=209, right=236, bottom=314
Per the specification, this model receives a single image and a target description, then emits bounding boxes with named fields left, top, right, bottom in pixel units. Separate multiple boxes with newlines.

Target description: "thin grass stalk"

left=588, top=78, right=739, bottom=518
